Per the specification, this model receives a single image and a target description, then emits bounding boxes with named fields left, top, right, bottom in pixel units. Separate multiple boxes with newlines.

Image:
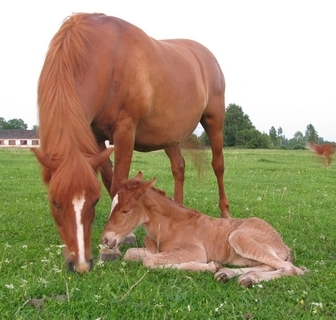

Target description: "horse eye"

left=52, top=200, right=61, bottom=210
left=121, top=209, right=131, bottom=214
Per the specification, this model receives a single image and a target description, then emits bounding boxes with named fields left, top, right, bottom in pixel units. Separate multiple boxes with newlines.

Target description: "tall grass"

left=0, top=148, right=335, bottom=319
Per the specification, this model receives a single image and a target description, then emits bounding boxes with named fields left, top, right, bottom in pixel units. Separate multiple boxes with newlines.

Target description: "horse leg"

left=164, top=145, right=185, bottom=204
left=201, top=116, right=230, bottom=218
left=98, top=143, right=114, bottom=196
left=107, top=131, right=137, bottom=246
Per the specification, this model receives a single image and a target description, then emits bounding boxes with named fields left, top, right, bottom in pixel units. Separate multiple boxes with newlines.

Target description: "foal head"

left=102, top=171, right=156, bottom=249
left=32, top=147, right=114, bottom=273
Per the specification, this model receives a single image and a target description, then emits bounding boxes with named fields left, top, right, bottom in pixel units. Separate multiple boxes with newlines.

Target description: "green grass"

left=0, top=148, right=335, bottom=319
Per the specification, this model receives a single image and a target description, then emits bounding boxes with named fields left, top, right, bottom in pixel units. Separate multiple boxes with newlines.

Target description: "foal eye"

left=121, top=209, right=131, bottom=214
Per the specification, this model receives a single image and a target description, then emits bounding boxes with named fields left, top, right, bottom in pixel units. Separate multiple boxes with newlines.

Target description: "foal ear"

left=89, top=147, right=115, bottom=170
left=131, top=177, right=156, bottom=202
left=134, top=171, right=143, bottom=181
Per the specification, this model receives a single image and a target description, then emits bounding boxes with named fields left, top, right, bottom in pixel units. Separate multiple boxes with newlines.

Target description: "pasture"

left=1, top=148, right=335, bottom=319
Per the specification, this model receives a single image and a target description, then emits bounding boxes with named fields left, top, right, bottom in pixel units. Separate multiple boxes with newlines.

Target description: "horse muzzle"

left=67, top=259, right=93, bottom=273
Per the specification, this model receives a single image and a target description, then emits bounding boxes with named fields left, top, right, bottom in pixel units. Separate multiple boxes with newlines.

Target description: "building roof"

left=0, top=130, right=39, bottom=139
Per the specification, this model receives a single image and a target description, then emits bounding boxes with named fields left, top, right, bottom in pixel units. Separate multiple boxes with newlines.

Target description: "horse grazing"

left=308, top=142, right=335, bottom=168
left=32, top=13, right=229, bottom=273
left=101, top=172, right=307, bottom=287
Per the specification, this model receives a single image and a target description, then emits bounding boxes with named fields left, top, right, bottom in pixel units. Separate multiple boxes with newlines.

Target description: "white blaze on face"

left=72, top=192, right=86, bottom=264
left=108, top=194, right=119, bottom=219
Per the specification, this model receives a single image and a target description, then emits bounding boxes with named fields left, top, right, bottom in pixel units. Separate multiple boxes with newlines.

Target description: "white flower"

left=5, top=284, right=14, bottom=289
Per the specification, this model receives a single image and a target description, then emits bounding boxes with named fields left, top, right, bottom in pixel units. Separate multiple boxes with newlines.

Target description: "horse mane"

left=38, top=13, right=105, bottom=168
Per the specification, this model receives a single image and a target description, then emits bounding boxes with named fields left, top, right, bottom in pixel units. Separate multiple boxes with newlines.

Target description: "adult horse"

left=308, top=142, right=335, bottom=168
left=32, top=13, right=229, bottom=273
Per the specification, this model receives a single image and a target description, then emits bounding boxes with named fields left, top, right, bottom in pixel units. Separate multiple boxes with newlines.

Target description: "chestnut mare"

left=101, top=172, right=307, bottom=287
left=32, top=13, right=229, bottom=273
left=308, top=142, right=335, bottom=168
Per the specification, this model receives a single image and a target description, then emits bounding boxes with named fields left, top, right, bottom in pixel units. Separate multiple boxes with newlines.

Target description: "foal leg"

left=164, top=145, right=185, bottom=204
left=220, top=230, right=306, bottom=286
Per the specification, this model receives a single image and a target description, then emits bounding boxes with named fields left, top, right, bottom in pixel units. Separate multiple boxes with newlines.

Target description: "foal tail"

left=285, top=245, right=293, bottom=263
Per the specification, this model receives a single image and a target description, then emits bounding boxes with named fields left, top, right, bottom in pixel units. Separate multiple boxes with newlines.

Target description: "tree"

left=236, top=129, right=270, bottom=149
left=224, top=104, right=255, bottom=147
left=277, top=127, right=283, bottom=147
left=269, top=126, right=277, bottom=147
left=305, top=124, right=318, bottom=142
left=294, top=131, right=304, bottom=142
left=0, top=118, right=28, bottom=130
left=0, top=117, right=6, bottom=129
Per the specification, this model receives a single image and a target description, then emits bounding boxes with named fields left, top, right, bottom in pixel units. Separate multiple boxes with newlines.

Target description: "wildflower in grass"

left=22, top=245, right=27, bottom=248
left=4, top=244, right=11, bottom=249
left=257, top=196, right=262, bottom=201
left=5, top=284, right=14, bottom=289
left=20, top=279, right=28, bottom=287
left=96, top=259, right=104, bottom=267
left=312, top=302, right=323, bottom=314
left=319, top=234, right=326, bottom=241
left=4, top=259, right=10, bottom=263
left=187, top=305, right=191, bottom=312
left=52, top=266, right=62, bottom=273
left=39, top=278, right=48, bottom=285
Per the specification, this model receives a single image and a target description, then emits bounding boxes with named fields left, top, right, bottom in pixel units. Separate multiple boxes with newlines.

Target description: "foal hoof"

left=215, top=271, right=230, bottom=283
left=238, top=276, right=253, bottom=288
left=98, top=248, right=121, bottom=261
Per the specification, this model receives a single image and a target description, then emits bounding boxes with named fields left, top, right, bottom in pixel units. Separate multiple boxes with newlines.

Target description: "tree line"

left=198, top=104, right=335, bottom=149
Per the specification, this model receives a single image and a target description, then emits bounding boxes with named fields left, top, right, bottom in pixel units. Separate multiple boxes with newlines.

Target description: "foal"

left=101, top=172, right=307, bottom=287
left=308, top=142, right=335, bottom=168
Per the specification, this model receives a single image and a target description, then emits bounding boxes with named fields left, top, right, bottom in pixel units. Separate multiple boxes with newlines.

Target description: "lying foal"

left=101, top=172, right=307, bottom=287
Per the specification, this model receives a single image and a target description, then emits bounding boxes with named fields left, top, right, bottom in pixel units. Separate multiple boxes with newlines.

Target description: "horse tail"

left=38, top=13, right=101, bottom=179
left=181, top=135, right=209, bottom=178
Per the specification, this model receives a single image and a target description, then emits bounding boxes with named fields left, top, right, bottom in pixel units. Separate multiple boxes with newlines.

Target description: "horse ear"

left=31, top=148, right=58, bottom=171
left=89, top=147, right=115, bottom=170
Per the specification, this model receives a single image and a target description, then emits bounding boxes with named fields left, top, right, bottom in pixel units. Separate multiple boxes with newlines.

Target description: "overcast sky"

left=1, top=0, right=335, bottom=141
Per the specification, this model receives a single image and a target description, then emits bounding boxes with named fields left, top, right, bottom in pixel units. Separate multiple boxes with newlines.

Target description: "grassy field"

left=0, top=148, right=335, bottom=319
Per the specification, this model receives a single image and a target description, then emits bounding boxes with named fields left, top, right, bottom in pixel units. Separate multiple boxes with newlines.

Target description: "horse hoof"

left=98, top=248, right=121, bottom=261
left=121, top=233, right=137, bottom=245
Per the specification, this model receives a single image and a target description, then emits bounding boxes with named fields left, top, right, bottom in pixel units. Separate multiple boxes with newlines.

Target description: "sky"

left=1, top=0, right=335, bottom=141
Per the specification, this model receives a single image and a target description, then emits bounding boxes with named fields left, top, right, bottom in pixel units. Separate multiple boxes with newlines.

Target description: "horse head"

left=32, top=147, right=114, bottom=273
left=101, top=171, right=156, bottom=249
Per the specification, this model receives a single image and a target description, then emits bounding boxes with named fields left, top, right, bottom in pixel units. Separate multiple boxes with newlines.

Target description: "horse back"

left=68, top=13, right=224, bottom=147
